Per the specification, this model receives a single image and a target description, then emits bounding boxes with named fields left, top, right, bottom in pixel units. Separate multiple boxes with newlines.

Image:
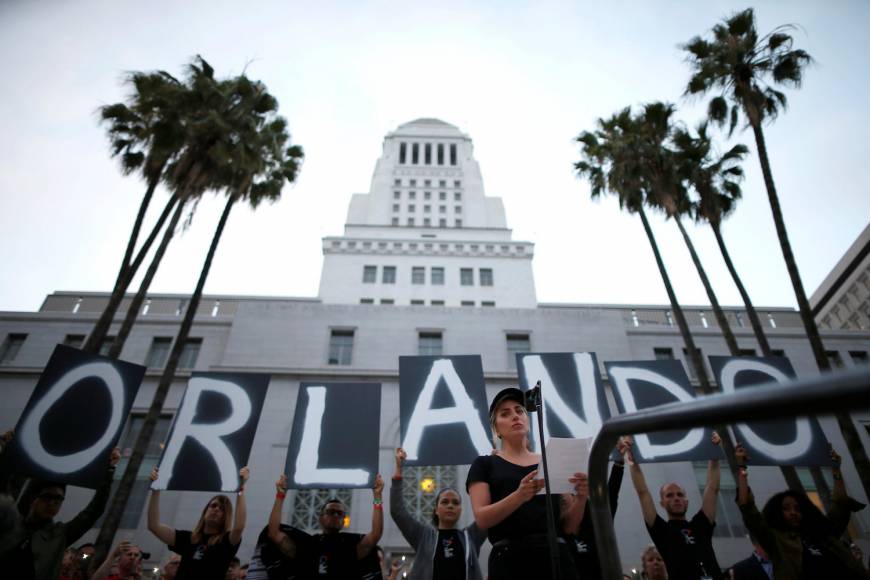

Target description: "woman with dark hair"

left=736, top=444, right=866, bottom=579
left=390, top=447, right=486, bottom=580
left=147, top=465, right=250, bottom=579
left=466, top=388, right=583, bottom=580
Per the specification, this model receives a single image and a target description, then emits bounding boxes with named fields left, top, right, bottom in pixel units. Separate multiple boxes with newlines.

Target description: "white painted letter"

left=719, top=359, right=812, bottom=461
left=294, top=386, right=370, bottom=486
left=20, top=362, right=126, bottom=474
left=402, top=359, right=492, bottom=460
left=155, top=377, right=251, bottom=492
left=608, top=366, right=704, bottom=459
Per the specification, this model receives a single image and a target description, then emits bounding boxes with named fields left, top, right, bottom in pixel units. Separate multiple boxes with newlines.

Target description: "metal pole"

left=533, top=396, right=562, bottom=580
left=588, top=366, right=870, bottom=579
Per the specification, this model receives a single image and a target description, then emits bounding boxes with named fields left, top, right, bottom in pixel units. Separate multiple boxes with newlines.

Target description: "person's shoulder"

left=470, top=454, right=495, bottom=468
left=691, top=509, right=714, bottom=527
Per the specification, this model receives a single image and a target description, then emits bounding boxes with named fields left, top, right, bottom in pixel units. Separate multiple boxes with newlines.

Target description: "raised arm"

left=269, top=474, right=296, bottom=558
left=66, top=447, right=120, bottom=544
left=701, top=431, right=722, bottom=523
left=147, top=467, right=176, bottom=546
left=91, top=540, right=127, bottom=580
left=733, top=444, right=776, bottom=552
left=390, top=448, right=425, bottom=548
left=228, top=466, right=249, bottom=546
left=357, top=474, right=384, bottom=559
left=625, top=437, right=657, bottom=527
left=468, top=469, right=544, bottom=530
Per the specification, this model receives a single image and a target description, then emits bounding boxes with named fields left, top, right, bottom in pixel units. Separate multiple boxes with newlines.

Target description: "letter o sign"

left=19, top=362, right=125, bottom=474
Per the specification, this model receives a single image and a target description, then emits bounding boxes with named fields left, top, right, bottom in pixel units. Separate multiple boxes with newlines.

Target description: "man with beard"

left=627, top=433, right=724, bottom=580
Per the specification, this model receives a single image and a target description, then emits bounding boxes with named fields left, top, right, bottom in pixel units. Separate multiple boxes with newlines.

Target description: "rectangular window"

left=99, top=337, right=116, bottom=357
left=392, top=203, right=400, bottom=212
left=393, top=191, right=400, bottom=200
left=455, top=219, right=462, bottom=228
left=407, top=218, right=415, bottom=226
left=409, top=191, right=416, bottom=199
left=479, top=268, right=493, bottom=286
left=439, top=180, right=446, bottom=187
left=412, top=267, right=425, bottom=285
left=431, top=267, right=445, bottom=285
left=450, top=144, right=457, bottom=165
left=363, top=265, right=377, bottom=283
left=424, top=143, right=432, bottom=165
left=439, top=191, right=446, bottom=200
left=460, top=268, right=474, bottom=286
left=461, top=301, right=475, bottom=307
left=424, top=205, right=431, bottom=213
left=145, top=337, right=172, bottom=368
left=455, top=205, right=462, bottom=213
left=738, top=348, right=757, bottom=356
left=391, top=217, right=399, bottom=226
left=424, top=179, right=431, bottom=186
left=412, top=143, right=419, bottom=164
left=682, top=347, right=704, bottom=379
left=328, top=330, right=354, bottom=365
left=506, top=334, right=531, bottom=369
left=410, top=179, right=417, bottom=186
left=394, top=178, right=402, bottom=186
left=431, top=300, right=445, bottom=306
left=63, top=334, right=85, bottom=348
left=454, top=180, right=461, bottom=187
left=653, top=347, right=674, bottom=360
left=482, top=301, right=495, bottom=307
left=380, top=299, right=394, bottom=305
left=383, top=266, right=396, bottom=284
left=360, top=298, right=374, bottom=304
left=826, top=351, right=844, bottom=369
left=410, top=299, right=425, bottom=306
left=424, top=191, right=431, bottom=200
left=437, top=144, right=444, bottom=165
left=423, top=218, right=431, bottom=227
left=439, top=205, right=446, bottom=213
left=178, top=338, right=202, bottom=369
left=850, top=351, right=869, bottom=365
left=0, top=333, right=27, bottom=364
left=399, top=143, right=407, bottom=164
left=454, top=192, right=461, bottom=201
left=408, top=204, right=415, bottom=212
left=439, top=218, right=447, bottom=228
left=418, top=332, right=443, bottom=356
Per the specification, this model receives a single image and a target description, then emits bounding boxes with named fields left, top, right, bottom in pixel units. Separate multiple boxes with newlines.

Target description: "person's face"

left=118, top=546, right=143, bottom=574
left=163, top=555, right=181, bottom=580
left=239, top=566, right=248, bottom=580
left=225, top=562, right=240, bottom=580
left=78, top=545, right=96, bottom=559
left=781, top=496, right=802, bottom=528
left=319, top=502, right=346, bottom=533
left=62, top=550, right=76, bottom=568
left=660, top=483, right=688, bottom=518
left=494, top=400, right=528, bottom=440
left=643, top=549, right=667, bottom=579
left=30, top=486, right=65, bottom=520
left=851, top=543, right=864, bottom=561
left=204, top=497, right=226, bottom=526
left=435, top=490, right=462, bottom=528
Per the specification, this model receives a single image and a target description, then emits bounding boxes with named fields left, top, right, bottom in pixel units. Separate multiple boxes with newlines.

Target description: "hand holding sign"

left=569, top=472, right=589, bottom=499
left=394, top=448, right=406, bottom=479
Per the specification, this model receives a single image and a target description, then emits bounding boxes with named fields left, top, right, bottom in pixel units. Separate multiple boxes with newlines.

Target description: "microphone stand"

left=525, top=381, right=561, bottom=580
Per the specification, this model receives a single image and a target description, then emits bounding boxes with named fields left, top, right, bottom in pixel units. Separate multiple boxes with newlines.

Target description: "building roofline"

left=810, top=223, right=870, bottom=316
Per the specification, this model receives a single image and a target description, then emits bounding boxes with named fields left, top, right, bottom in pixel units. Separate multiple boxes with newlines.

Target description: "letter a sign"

left=399, top=355, right=492, bottom=466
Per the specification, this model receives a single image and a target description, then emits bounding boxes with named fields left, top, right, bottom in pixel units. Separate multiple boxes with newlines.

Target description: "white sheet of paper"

left=534, top=437, right=593, bottom=494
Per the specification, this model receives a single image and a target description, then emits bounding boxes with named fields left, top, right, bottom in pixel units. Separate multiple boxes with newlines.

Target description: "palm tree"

left=94, top=57, right=304, bottom=558
left=683, top=8, right=870, bottom=498
left=84, top=71, right=192, bottom=354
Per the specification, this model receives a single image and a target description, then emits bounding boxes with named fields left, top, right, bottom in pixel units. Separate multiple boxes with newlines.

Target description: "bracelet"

left=373, top=497, right=383, bottom=505
left=392, top=475, right=403, bottom=481
left=373, top=503, right=383, bottom=510
left=276, top=491, right=286, bottom=500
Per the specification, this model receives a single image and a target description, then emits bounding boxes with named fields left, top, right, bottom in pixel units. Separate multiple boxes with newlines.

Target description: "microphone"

left=524, top=380, right=542, bottom=412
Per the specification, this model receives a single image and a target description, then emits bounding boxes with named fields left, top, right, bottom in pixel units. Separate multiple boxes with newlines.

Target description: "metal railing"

left=588, top=365, right=870, bottom=579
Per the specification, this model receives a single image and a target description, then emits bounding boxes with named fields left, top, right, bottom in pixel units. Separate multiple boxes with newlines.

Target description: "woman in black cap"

left=466, top=387, right=583, bottom=580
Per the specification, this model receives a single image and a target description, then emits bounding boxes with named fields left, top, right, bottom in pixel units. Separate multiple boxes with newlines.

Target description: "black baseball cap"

left=488, top=387, right=525, bottom=416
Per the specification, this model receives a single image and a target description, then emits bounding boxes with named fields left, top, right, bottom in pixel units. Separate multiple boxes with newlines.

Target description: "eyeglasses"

left=323, top=509, right=345, bottom=518
left=38, top=493, right=65, bottom=504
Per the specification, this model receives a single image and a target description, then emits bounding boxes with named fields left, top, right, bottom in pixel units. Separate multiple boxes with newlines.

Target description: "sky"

left=1, top=0, right=868, bottom=312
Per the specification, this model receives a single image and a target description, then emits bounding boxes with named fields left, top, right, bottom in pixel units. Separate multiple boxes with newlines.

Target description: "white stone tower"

left=317, top=118, right=537, bottom=308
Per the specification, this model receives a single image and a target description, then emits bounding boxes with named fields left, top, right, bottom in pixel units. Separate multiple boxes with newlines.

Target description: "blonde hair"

left=192, top=494, right=233, bottom=545
left=489, top=402, right=533, bottom=452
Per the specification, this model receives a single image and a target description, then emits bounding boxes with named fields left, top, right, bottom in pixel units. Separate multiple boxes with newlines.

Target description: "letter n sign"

left=6, top=345, right=145, bottom=488
left=285, top=383, right=382, bottom=489
left=154, top=372, right=269, bottom=492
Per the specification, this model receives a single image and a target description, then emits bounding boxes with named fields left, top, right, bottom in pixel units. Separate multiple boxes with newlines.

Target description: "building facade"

left=1, top=120, right=869, bottom=576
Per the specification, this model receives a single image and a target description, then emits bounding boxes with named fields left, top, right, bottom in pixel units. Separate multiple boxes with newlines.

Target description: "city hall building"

left=1, top=118, right=869, bottom=575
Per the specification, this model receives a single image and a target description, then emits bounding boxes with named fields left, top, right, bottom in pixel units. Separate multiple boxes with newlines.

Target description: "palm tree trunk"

left=106, top=199, right=186, bottom=359
left=637, top=208, right=740, bottom=480
left=82, top=193, right=179, bottom=353
left=674, top=216, right=740, bottom=354
left=95, top=195, right=237, bottom=561
left=709, top=222, right=812, bottom=495
left=710, top=221, right=772, bottom=354
left=750, top=121, right=870, bottom=501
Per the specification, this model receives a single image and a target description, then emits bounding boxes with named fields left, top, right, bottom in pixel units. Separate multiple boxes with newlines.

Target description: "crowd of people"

left=1, top=387, right=869, bottom=579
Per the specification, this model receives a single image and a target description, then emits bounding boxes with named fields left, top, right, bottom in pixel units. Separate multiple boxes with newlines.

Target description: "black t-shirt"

left=314, top=532, right=363, bottom=579
left=466, top=454, right=560, bottom=544
left=171, top=529, right=240, bottom=580
left=800, top=538, right=852, bottom=580
left=647, top=511, right=723, bottom=580
left=247, top=525, right=314, bottom=580
left=433, top=529, right=466, bottom=580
